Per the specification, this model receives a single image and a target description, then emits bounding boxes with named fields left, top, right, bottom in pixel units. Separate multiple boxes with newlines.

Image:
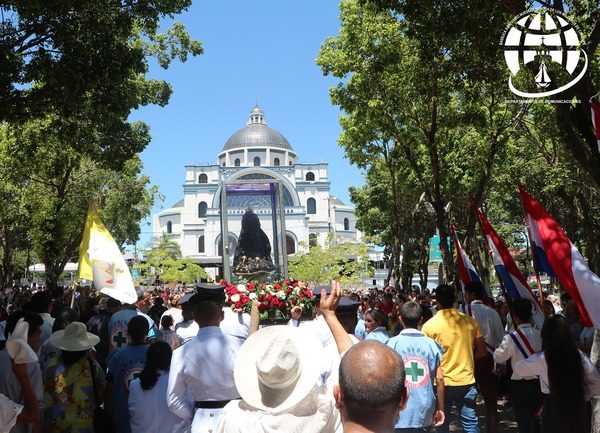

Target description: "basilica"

left=152, top=105, right=363, bottom=281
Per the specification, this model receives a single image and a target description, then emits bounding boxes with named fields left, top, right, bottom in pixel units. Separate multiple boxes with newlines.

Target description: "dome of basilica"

left=221, top=105, right=294, bottom=152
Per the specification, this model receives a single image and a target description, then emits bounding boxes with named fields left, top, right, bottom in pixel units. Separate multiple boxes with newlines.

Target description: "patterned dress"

left=42, top=355, right=105, bottom=433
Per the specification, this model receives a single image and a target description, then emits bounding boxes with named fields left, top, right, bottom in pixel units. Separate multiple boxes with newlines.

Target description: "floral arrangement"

left=223, top=278, right=316, bottom=320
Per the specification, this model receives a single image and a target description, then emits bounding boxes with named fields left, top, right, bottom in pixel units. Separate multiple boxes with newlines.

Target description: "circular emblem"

left=500, top=8, right=587, bottom=97
left=110, top=326, right=130, bottom=350
left=403, top=355, right=430, bottom=389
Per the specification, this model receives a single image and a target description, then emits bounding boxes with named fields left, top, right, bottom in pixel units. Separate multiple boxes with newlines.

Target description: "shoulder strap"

left=508, top=329, right=535, bottom=359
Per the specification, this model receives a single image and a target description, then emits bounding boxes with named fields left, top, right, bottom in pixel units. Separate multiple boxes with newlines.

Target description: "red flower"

left=283, top=280, right=290, bottom=286
left=270, top=297, right=280, bottom=307
left=291, top=299, right=297, bottom=305
left=306, top=290, right=313, bottom=298
left=247, top=283, right=255, bottom=292
left=273, top=283, right=281, bottom=290
left=278, top=301, right=287, bottom=310
left=235, top=301, right=243, bottom=309
left=286, top=287, right=292, bottom=294
left=299, top=292, right=305, bottom=299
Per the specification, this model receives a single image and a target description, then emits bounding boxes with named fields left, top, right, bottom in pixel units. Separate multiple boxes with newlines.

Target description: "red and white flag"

left=474, top=206, right=545, bottom=329
left=519, top=185, right=600, bottom=328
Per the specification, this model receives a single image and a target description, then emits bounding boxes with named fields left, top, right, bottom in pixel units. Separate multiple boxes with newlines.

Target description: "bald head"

left=337, top=340, right=407, bottom=426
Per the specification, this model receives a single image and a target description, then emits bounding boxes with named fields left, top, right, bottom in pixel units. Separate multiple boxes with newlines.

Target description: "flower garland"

left=223, top=278, right=315, bottom=320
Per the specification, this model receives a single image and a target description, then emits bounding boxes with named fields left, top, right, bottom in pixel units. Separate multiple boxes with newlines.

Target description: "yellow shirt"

left=421, top=308, right=482, bottom=386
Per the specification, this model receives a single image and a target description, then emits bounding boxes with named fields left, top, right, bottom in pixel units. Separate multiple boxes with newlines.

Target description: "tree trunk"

left=590, top=330, right=600, bottom=433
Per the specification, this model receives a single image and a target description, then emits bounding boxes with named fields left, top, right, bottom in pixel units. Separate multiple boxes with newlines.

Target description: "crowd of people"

left=0, top=279, right=598, bottom=433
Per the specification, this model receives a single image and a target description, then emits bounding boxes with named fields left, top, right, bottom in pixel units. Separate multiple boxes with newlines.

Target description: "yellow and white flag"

left=77, top=204, right=137, bottom=304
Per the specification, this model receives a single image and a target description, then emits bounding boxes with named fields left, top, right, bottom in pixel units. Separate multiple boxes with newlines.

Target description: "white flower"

left=265, top=285, right=274, bottom=291
left=249, top=293, right=257, bottom=300
left=293, top=287, right=300, bottom=295
left=231, top=294, right=240, bottom=303
left=237, top=284, right=248, bottom=293
left=276, top=291, right=286, bottom=300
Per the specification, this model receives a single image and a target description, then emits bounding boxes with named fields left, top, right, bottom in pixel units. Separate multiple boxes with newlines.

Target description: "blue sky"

left=131, top=0, right=365, bottom=248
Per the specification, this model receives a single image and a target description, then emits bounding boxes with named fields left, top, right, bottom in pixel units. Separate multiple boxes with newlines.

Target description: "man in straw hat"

left=216, top=281, right=409, bottom=433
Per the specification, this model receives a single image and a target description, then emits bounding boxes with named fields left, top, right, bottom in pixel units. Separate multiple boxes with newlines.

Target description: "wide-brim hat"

left=234, top=325, right=323, bottom=413
left=49, top=322, right=100, bottom=352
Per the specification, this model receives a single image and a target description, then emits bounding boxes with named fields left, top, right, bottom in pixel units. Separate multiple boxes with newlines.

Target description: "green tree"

left=0, top=1, right=202, bottom=125
left=288, top=234, right=373, bottom=288
left=141, top=244, right=206, bottom=284
left=317, top=0, right=519, bottom=284
left=151, top=232, right=182, bottom=260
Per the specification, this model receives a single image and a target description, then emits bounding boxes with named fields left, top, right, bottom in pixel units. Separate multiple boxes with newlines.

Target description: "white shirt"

left=493, top=324, right=541, bottom=380
left=221, top=309, right=250, bottom=341
left=129, top=372, right=190, bottom=433
left=215, top=381, right=341, bottom=433
left=39, top=313, right=54, bottom=345
left=0, top=393, right=22, bottom=433
left=467, top=300, right=505, bottom=348
left=174, top=320, right=199, bottom=345
left=167, top=326, right=242, bottom=433
left=514, top=350, right=600, bottom=399
left=160, top=308, right=184, bottom=327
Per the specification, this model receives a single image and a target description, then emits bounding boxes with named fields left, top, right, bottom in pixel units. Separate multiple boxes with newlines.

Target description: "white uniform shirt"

left=515, top=350, right=600, bottom=399
left=167, top=326, right=242, bottom=433
left=467, top=300, right=505, bottom=349
left=129, top=372, right=190, bottom=433
left=493, top=324, right=541, bottom=380
left=174, top=320, right=199, bottom=345
left=221, top=309, right=250, bottom=341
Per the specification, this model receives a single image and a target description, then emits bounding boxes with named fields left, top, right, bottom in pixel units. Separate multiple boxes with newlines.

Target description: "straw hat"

left=234, top=325, right=323, bottom=413
left=49, top=322, right=100, bottom=352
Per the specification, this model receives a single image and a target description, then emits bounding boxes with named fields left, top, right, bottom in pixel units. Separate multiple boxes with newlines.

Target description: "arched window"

left=274, top=157, right=280, bottom=166
left=307, top=198, right=316, bottom=214
left=234, top=158, right=241, bottom=167
left=344, top=218, right=350, bottom=231
left=253, top=157, right=260, bottom=166
left=286, top=235, right=295, bottom=255
left=198, top=173, right=208, bottom=183
left=309, top=233, right=318, bottom=248
left=166, top=221, right=172, bottom=234
left=198, top=235, right=205, bottom=253
left=198, top=201, right=207, bottom=218
left=289, top=161, right=293, bottom=166
left=305, top=172, right=315, bottom=181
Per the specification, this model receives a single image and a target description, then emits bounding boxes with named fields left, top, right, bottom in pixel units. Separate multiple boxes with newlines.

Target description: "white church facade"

left=152, top=105, right=363, bottom=281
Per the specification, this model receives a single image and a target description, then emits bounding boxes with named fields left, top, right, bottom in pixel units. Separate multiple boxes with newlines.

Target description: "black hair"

left=366, top=308, right=389, bottom=330
left=60, top=349, right=88, bottom=367
left=128, top=315, right=150, bottom=341
left=31, top=291, right=53, bottom=314
left=52, top=308, right=80, bottom=333
left=399, top=301, right=422, bottom=328
left=435, top=284, right=455, bottom=308
left=542, top=314, right=586, bottom=433
left=139, top=341, right=172, bottom=391
left=161, top=315, right=174, bottom=329
left=464, top=281, right=485, bottom=299
left=4, top=311, right=44, bottom=339
left=511, top=299, right=532, bottom=323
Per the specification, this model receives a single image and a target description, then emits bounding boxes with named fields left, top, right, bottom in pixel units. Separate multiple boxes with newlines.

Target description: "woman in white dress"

left=128, top=341, right=190, bottom=433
